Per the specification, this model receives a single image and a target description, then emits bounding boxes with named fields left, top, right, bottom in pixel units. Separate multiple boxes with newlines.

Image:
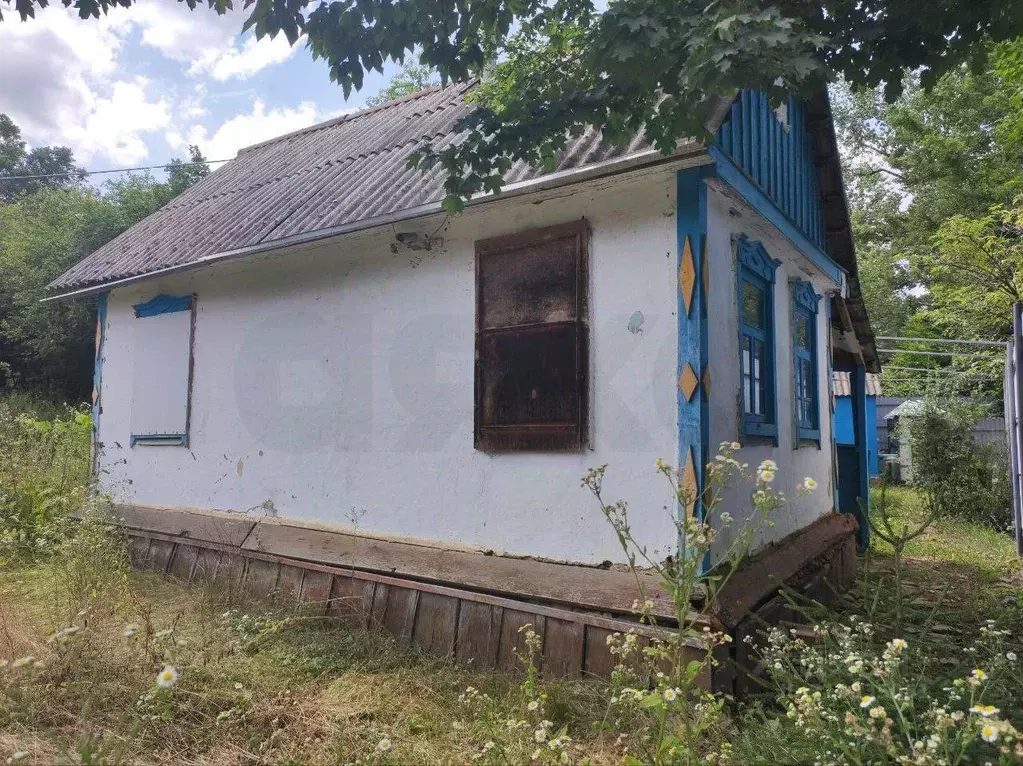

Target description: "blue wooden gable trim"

left=716, top=91, right=827, bottom=251
left=677, top=165, right=711, bottom=572
left=133, top=293, right=194, bottom=318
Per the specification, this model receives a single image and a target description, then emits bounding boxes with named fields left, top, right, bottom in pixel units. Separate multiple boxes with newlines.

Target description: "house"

left=48, top=84, right=878, bottom=683
left=833, top=371, right=882, bottom=478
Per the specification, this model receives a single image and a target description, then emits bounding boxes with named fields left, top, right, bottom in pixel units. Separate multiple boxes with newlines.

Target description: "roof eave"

left=44, top=142, right=712, bottom=302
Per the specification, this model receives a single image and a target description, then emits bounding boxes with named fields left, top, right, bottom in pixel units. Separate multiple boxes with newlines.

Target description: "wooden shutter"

left=474, top=220, right=588, bottom=451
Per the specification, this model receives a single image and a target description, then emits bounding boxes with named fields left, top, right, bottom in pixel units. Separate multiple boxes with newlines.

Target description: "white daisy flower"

left=156, top=665, right=179, bottom=688
left=376, top=738, right=392, bottom=752
left=969, top=704, right=1000, bottom=717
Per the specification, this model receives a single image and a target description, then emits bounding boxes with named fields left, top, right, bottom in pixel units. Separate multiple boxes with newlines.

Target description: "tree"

left=4, top=0, right=1020, bottom=211
left=833, top=40, right=1022, bottom=397
left=0, top=114, right=85, bottom=202
left=833, top=40, right=1022, bottom=331
left=922, top=196, right=1023, bottom=340
left=366, top=62, right=439, bottom=107
left=0, top=119, right=212, bottom=401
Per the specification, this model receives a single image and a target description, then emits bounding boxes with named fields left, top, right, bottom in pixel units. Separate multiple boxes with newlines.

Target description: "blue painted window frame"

left=129, top=293, right=196, bottom=448
left=736, top=237, right=779, bottom=442
left=791, top=279, right=821, bottom=443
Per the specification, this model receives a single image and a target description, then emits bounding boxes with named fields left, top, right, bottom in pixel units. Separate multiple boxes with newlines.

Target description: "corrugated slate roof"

left=48, top=83, right=654, bottom=293
left=832, top=371, right=882, bottom=397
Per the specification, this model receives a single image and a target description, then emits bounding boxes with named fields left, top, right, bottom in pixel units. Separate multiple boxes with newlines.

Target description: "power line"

left=0, top=158, right=233, bottom=182
left=876, top=335, right=1008, bottom=348
left=881, top=377, right=995, bottom=383
left=881, top=365, right=1003, bottom=376
left=877, top=348, right=1003, bottom=360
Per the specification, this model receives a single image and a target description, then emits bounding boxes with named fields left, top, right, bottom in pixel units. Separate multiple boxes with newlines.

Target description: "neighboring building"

left=48, top=85, right=877, bottom=683
left=881, top=398, right=1006, bottom=483
left=834, top=371, right=882, bottom=477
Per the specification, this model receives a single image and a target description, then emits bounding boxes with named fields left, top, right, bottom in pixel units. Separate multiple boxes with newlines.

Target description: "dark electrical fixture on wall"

left=391, top=231, right=443, bottom=253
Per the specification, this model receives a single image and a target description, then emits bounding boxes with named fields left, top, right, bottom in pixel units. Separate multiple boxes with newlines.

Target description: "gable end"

left=715, top=90, right=827, bottom=254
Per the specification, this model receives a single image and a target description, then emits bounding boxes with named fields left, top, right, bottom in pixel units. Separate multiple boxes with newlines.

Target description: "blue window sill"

left=742, top=420, right=778, bottom=445
left=131, top=433, right=188, bottom=447
left=797, top=427, right=821, bottom=447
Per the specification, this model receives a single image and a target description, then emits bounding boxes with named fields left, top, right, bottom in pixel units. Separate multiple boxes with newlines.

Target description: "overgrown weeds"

left=2, top=407, right=1021, bottom=765
left=0, top=399, right=91, bottom=565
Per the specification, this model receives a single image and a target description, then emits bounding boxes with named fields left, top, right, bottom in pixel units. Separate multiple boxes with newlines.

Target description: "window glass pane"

left=804, top=360, right=814, bottom=419
left=742, top=341, right=752, bottom=413
left=480, top=238, right=578, bottom=328
left=480, top=326, right=578, bottom=425
left=795, top=312, right=810, bottom=349
left=794, top=364, right=803, bottom=420
left=753, top=339, right=765, bottom=416
left=741, top=281, right=764, bottom=329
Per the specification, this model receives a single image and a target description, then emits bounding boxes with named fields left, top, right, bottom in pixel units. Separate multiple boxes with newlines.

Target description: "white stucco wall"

left=704, top=179, right=838, bottom=556
left=96, top=166, right=687, bottom=565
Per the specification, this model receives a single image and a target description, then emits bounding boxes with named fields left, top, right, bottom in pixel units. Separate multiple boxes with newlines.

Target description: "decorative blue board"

left=716, top=91, right=827, bottom=253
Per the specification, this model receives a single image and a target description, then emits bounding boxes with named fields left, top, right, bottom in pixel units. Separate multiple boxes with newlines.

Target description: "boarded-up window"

left=130, top=294, right=196, bottom=447
left=475, top=220, right=588, bottom=451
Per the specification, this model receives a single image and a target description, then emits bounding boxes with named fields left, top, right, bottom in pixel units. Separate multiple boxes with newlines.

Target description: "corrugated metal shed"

left=832, top=371, right=882, bottom=397
left=47, top=83, right=655, bottom=294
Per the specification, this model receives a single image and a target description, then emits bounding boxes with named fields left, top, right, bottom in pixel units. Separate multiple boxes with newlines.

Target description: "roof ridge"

left=236, top=81, right=475, bottom=156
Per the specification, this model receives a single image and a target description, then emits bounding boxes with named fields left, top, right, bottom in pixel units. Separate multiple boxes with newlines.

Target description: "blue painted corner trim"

left=677, top=165, right=711, bottom=573
left=709, top=146, right=844, bottom=287
left=133, top=293, right=194, bottom=318
left=92, top=293, right=108, bottom=473
left=853, top=365, right=870, bottom=550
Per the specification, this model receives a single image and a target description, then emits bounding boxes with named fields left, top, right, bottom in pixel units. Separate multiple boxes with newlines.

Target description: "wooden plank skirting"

left=103, top=504, right=857, bottom=687
left=109, top=504, right=710, bottom=683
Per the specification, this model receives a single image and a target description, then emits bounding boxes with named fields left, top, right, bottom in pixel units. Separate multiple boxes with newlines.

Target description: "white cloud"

left=167, top=98, right=320, bottom=160
left=115, top=0, right=298, bottom=80
left=65, top=79, right=172, bottom=165
left=0, top=0, right=302, bottom=166
left=202, top=33, right=297, bottom=81
left=0, top=7, right=169, bottom=164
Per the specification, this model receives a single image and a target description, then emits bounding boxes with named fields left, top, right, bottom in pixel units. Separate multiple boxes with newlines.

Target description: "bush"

left=734, top=617, right=1023, bottom=765
left=903, top=397, right=1014, bottom=532
left=0, top=400, right=92, bottom=564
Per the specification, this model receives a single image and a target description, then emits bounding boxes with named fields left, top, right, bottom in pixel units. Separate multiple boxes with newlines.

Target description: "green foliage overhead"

left=4, top=0, right=1021, bottom=210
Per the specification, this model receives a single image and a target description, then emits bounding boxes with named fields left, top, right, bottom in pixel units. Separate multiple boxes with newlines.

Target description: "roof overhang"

left=43, top=143, right=712, bottom=303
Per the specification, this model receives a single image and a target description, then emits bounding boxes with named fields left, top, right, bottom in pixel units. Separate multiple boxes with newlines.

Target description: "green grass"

left=0, top=560, right=614, bottom=765
left=834, top=486, right=1023, bottom=690
left=2, top=404, right=1020, bottom=766
left=871, top=486, right=1021, bottom=575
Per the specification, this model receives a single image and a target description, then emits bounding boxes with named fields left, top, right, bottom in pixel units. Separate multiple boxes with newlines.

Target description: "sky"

left=0, top=0, right=402, bottom=175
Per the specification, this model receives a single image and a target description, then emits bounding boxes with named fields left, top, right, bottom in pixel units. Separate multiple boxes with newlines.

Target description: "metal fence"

left=1005, top=303, right=1023, bottom=556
